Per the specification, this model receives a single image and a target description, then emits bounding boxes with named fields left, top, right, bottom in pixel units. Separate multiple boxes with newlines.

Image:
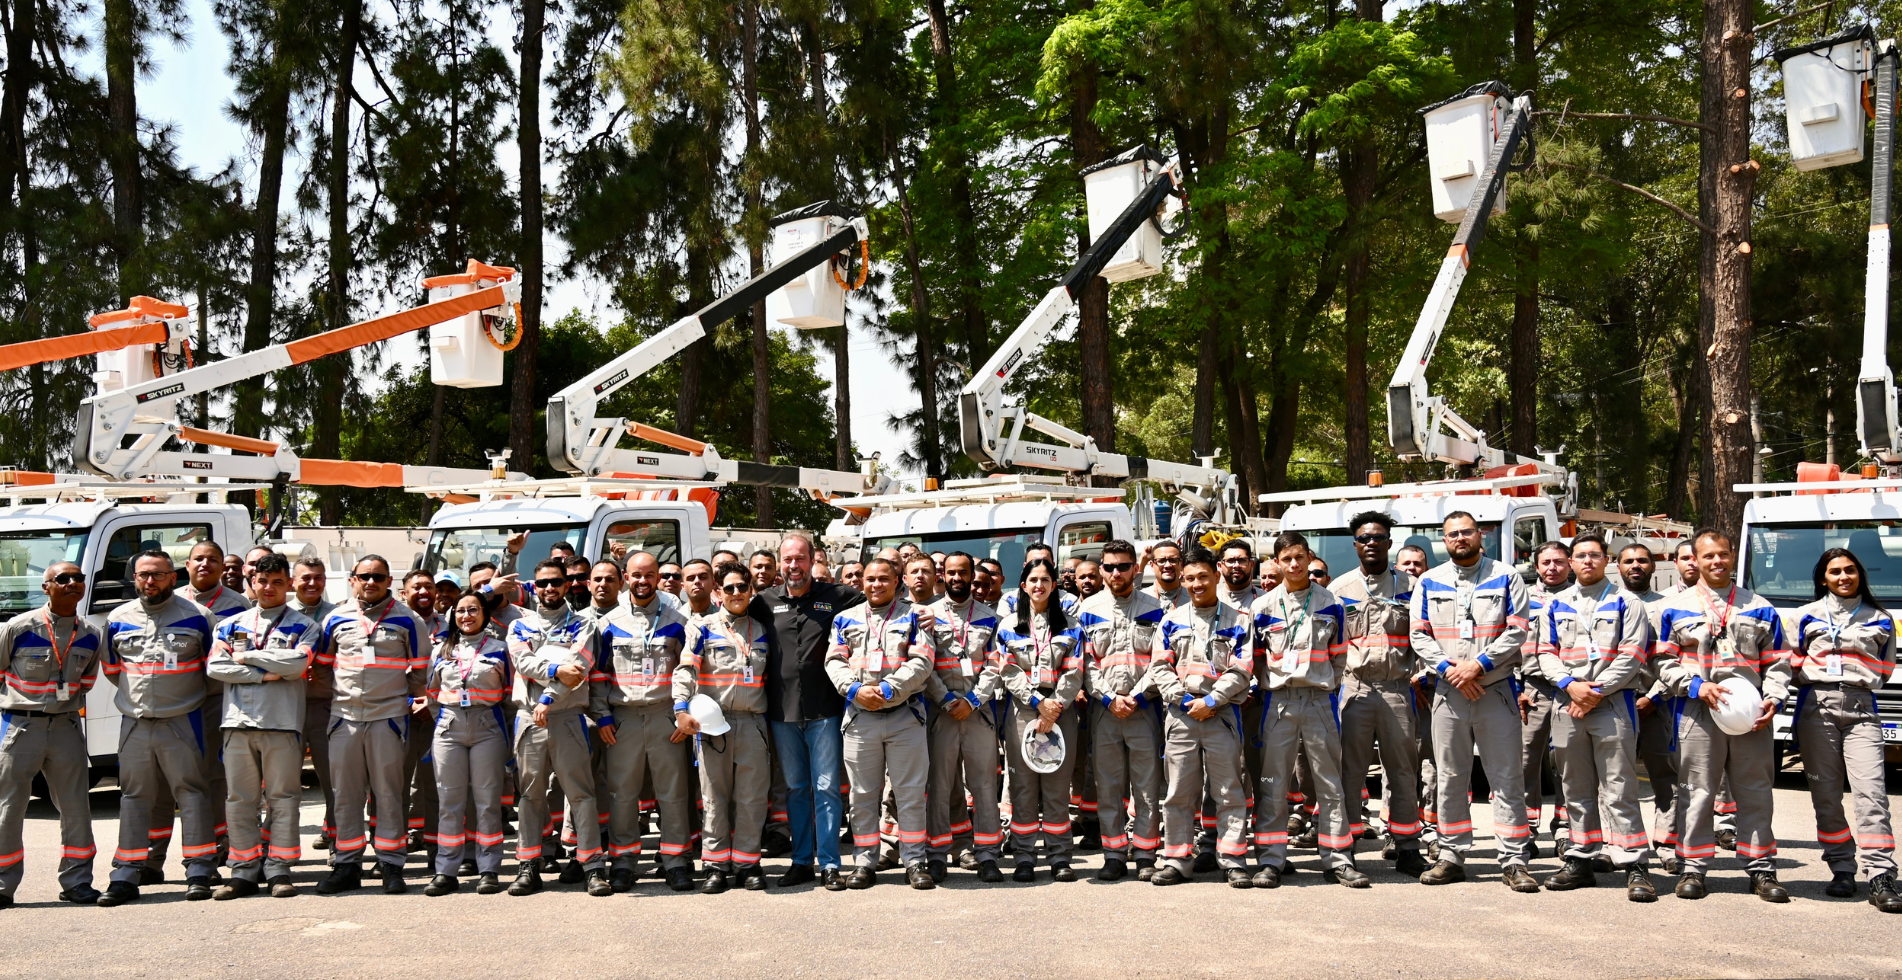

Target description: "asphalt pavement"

left=0, top=769, right=1896, bottom=980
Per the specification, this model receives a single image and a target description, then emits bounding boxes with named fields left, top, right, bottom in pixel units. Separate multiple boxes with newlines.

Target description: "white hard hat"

left=1711, top=675, right=1763, bottom=736
left=689, top=693, right=731, bottom=736
left=1020, top=724, right=1066, bottom=774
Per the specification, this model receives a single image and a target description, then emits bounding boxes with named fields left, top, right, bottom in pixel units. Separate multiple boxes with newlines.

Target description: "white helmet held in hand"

left=689, top=693, right=731, bottom=736
left=1021, top=724, right=1066, bottom=774
left=1711, top=675, right=1763, bottom=736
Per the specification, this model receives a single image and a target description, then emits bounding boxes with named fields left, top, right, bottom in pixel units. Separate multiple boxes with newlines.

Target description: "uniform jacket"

left=683, top=606, right=773, bottom=716
left=921, top=595, right=1000, bottom=708
left=207, top=603, right=317, bottom=731
left=1078, top=588, right=1164, bottom=706
left=996, top=607, right=1084, bottom=709
left=316, top=595, right=428, bottom=722
left=1534, top=581, right=1650, bottom=698
left=1789, top=593, right=1896, bottom=690
left=427, top=632, right=512, bottom=710
left=825, top=597, right=935, bottom=708
left=1153, top=600, right=1254, bottom=709
left=508, top=603, right=594, bottom=713
left=183, top=582, right=251, bottom=622
left=1333, top=567, right=1417, bottom=682
left=1654, top=583, right=1793, bottom=703
left=1147, top=583, right=1191, bottom=612
left=292, top=597, right=338, bottom=701
left=0, top=610, right=101, bottom=712
left=1252, top=583, right=1348, bottom=692
left=1410, top=557, right=1530, bottom=689
left=104, top=594, right=216, bottom=719
left=588, top=596, right=704, bottom=720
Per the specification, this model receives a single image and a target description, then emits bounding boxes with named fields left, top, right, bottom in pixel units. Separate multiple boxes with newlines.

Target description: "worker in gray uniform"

left=681, top=562, right=776, bottom=893
left=1519, top=540, right=1573, bottom=856
left=1533, top=533, right=1657, bottom=901
left=1652, top=529, right=1792, bottom=903
left=592, top=550, right=704, bottom=892
left=1250, top=531, right=1365, bottom=888
left=0, top=562, right=103, bottom=906
left=1333, top=512, right=1427, bottom=877
left=923, top=552, right=1004, bottom=884
left=1618, top=543, right=1680, bottom=873
left=313, top=555, right=427, bottom=895
left=423, top=591, right=512, bottom=896
left=1212, top=539, right=1265, bottom=870
left=825, top=557, right=937, bottom=890
left=1788, top=547, right=1902, bottom=912
left=399, top=570, right=444, bottom=859
left=1078, top=539, right=1165, bottom=882
left=206, top=553, right=317, bottom=900
left=290, top=558, right=340, bottom=852
left=1411, top=512, right=1538, bottom=891
left=996, top=557, right=1085, bottom=883
left=1146, top=540, right=1191, bottom=610
left=1150, top=548, right=1254, bottom=887
left=508, top=559, right=609, bottom=896
left=99, top=550, right=220, bottom=906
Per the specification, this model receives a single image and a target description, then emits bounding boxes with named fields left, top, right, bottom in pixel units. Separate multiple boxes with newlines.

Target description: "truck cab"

left=839, top=478, right=1134, bottom=589
left=421, top=492, right=715, bottom=581
left=0, top=492, right=254, bottom=767
left=1276, top=488, right=1563, bottom=585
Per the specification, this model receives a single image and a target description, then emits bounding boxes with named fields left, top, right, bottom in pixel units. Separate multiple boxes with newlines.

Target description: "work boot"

left=822, top=868, right=848, bottom=891
left=907, top=864, right=936, bottom=890
left=1292, top=827, right=1319, bottom=849
left=1150, top=865, right=1186, bottom=886
left=1543, top=858, right=1596, bottom=891
left=311, top=834, right=331, bottom=851
left=138, top=866, right=165, bottom=887
left=1870, top=873, right=1902, bottom=913
left=212, top=878, right=257, bottom=901
left=1051, top=864, right=1077, bottom=882
left=1225, top=869, right=1253, bottom=888
left=1750, top=871, right=1790, bottom=904
left=424, top=875, right=458, bottom=897
left=1625, top=867, right=1658, bottom=903
left=1715, top=828, right=1737, bottom=851
left=1380, top=837, right=1398, bottom=861
left=959, top=851, right=980, bottom=871
left=1590, top=855, right=1615, bottom=874
left=317, top=864, right=361, bottom=895
left=611, top=868, right=637, bottom=893
left=583, top=869, right=610, bottom=897
left=1097, top=858, right=1127, bottom=882
left=57, top=884, right=101, bottom=905
left=1659, top=852, right=1680, bottom=875
left=269, top=876, right=297, bottom=898
left=927, top=858, right=947, bottom=883
left=1394, top=849, right=1428, bottom=878
left=508, top=865, right=543, bottom=896
left=666, top=867, right=695, bottom=892
left=1674, top=873, right=1707, bottom=899
left=1426, top=841, right=1441, bottom=863
left=742, top=866, right=767, bottom=891
left=96, top=881, right=140, bottom=907
left=701, top=869, right=730, bottom=894
left=977, top=860, right=1004, bottom=883
left=846, top=867, right=876, bottom=890
left=1326, top=864, right=1372, bottom=889
left=1013, top=863, right=1035, bottom=883
left=1826, top=872, right=1857, bottom=898
left=1192, top=851, right=1218, bottom=874
left=408, top=831, right=428, bottom=853
left=1287, top=810, right=1311, bottom=837
left=1135, top=859, right=1156, bottom=883
left=1419, top=861, right=1465, bottom=886
left=877, top=848, right=901, bottom=871
left=382, top=868, right=407, bottom=894
left=760, top=827, right=792, bottom=858
left=458, top=860, right=478, bottom=877
left=1503, top=866, right=1540, bottom=893
left=1251, top=865, right=1282, bottom=889
left=476, top=873, right=504, bottom=894
left=560, top=858, right=585, bottom=884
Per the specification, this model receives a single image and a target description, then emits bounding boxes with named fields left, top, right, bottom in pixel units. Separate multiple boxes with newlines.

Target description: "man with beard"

left=1074, top=560, right=1103, bottom=599
left=292, top=558, right=341, bottom=852
left=1077, top=540, right=1165, bottom=882
left=400, top=571, right=444, bottom=857
left=1521, top=541, right=1574, bottom=854
left=1619, top=542, right=1680, bottom=871
left=922, top=553, right=1003, bottom=883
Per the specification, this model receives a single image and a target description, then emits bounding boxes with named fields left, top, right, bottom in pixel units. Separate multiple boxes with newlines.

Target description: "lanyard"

left=1577, top=580, right=1614, bottom=621
left=357, top=597, right=396, bottom=657
left=42, top=610, right=72, bottom=679
left=721, top=614, right=758, bottom=652
left=1281, top=586, right=1316, bottom=643
left=250, top=605, right=290, bottom=647
left=1826, top=599, right=1863, bottom=650
left=1697, top=583, right=1737, bottom=642
left=200, top=584, right=226, bottom=610
left=867, top=602, right=892, bottom=658
left=957, top=600, right=974, bottom=651
left=456, top=634, right=489, bottom=687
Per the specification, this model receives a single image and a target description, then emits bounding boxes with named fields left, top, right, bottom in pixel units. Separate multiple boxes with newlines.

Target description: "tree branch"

left=1544, top=161, right=1716, bottom=234
left=1757, top=2, right=1833, bottom=35
left=1533, top=109, right=1713, bottom=133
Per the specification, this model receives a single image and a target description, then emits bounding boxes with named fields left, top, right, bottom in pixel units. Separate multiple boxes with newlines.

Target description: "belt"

left=1802, top=681, right=1866, bottom=692
left=0, top=709, right=57, bottom=718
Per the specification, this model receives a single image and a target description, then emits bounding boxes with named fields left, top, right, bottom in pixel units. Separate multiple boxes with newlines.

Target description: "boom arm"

left=546, top=211, right=885, bottom=497
left=957, top=152, right=1236, bottom=515
left=1385, top=92, right=1560, bottom=477
left=0, top=296, right=190, bottom=374
left=1861, top=41, right=1901, bottom=462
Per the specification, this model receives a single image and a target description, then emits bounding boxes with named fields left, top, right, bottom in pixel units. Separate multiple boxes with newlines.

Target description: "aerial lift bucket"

left=422, top=260, right=516, bottom=388
left=1776, top=26, right=1874, bottom=172
left=1080, top=146, right=1168, bottom=283
left=770, top=203, right=854, bottom=328
left=1421, top=82, right=1511, bottom=223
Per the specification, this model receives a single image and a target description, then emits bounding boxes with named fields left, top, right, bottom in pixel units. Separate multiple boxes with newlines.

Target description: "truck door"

left=1510, top=509, right=1551, bottom=583
left=596, top=513, right=688, bottom=567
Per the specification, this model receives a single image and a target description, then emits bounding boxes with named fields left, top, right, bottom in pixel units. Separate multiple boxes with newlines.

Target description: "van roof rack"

left=0, top=475, right=271, bottom=505
left=403, top=475, right=723, bottom=502
left=833, top=475, right=1122, bottom=514
left=1734, top=478, right=1902, bottom=495
left=1257, top=471, right=1559, bottom=506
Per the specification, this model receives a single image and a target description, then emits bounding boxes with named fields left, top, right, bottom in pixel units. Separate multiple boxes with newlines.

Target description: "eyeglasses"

left=1354, top=534, right=1391, bottom=544
left=1222, top=557, right=1251, bottom=565
left=533, top=579, right=566, bottom=590
left=1153, top=555, right=1181, bottom=564
left=1099, top=562, right=1135, bottom=573
left=1444, top=528, right=1479, bottom=540
left=567, top=574, right=588, bottom=583
left=354, top=573, right=390, bottom=583
left=720, top=583, right=752, bottom=594
left=660, top=573, right=682, bottom=581
left=50, top=572, right=86, bottom=585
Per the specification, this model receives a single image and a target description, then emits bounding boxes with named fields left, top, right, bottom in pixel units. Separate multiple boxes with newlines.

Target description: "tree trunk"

left=1700, top=0, right=1756, bottom=539
left=4, top=0, right=41, bottom=465
left=1192, top=326, right=1217, bottom=458
left=742, top=0, right=772, bottom=526
left=893, top=155, right=941, bottom=482
left=925, top=0, right=986, bottom=365
left=1507, top=0, right=1539, bottom=459
left=676, top=249, right=709, bottom=439
left=235, top=24, right=293, bottom=439
left=104, top=0, right=142, bottom=299
left=1338, top=0, right=1383, bottom=483
left=834, top=328, right=851, bottom=470
left=508, top=0, right=545, bottom=473
left=317, top=0, right=360, bottom=524
left=1069, top=53, right=1116, bottom=485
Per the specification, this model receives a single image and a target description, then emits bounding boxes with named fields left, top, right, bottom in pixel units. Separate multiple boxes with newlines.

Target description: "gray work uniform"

left=427, top=632, right=512, bottom=875
left=511, top=603, right=604, bottom=871
left=923, top=596, right=1003, bottom=865
left=1653, top=584, right=1792, bottom=875
left=1790, top=594, right=1897, bottom=878
left=589, top=597, right=701, bottom=872
left=149, top=583, right=247, bottom=873
left=1635, top=590, right=1679, bottom=855
left=1251, top=583, right=1353, bottom=870
left=1520, top=583, right=1565, bottom=834
left=1536, top=581, right=1654, bottom=866
left=997, top=611, right=1084, bottom=869
left=1334, top=567, right=1424, bottom=850
left=1078, top=588, right=1164, bottom=862
left=292, top=597, right=339, bottom=842
left=207, top=604, right=315, bottom=882
left=0, top=610, right=102, bottom=898
left=683, top=608, right=773, bottom=871
left=825, top=598, right=934, bottom=870
left=1153, top=600, right=1254, bottom=873
left=104, top=594, right=220, bottom=883
left=1412, top=557, right=1533, bottom=868
left=316, top=596, right=427, bottom=869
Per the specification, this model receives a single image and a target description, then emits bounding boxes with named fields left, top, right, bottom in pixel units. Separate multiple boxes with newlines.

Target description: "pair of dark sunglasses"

left=1355, top=533, right=1391, bottom=544
left=567, top=573, right=588, bottom=583
left=50, top=572, right=86, bottom=586
left=720, top=582, right=752, bottom=594
left=533, top=579, right=566, bottom=590
left=1099, top=562, right=1135, bottom=573
left=355, top=573, right=390, bottom=583
left=660, top=572, right=682, bottom=581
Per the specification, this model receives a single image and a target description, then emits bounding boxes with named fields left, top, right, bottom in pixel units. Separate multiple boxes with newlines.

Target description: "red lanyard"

left=722, top=615, right=757, bottom=652
left=42, top=611, right=71, bottom=677
left=358, top=598, right=395, bottom=649
left=1697, top=584, right=1737, bottom=640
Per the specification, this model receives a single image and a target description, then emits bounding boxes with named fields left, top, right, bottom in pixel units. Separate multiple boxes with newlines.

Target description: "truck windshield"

left=1302, top=522, right=1501, bottom=578
left=424, top=524, right=587, bottom=581
left=864, top=529, right=1048, bottom=589
left=1745, top=521, right=1902, bottom=605
left=0, top=529, right=92, bottom=618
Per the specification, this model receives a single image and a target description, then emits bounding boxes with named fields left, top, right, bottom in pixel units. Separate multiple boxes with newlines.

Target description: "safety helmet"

left=689, top=693, right=731, bottom=736
left=1020, top=724, right=1066, bottom=774
left=1711, top=675, right=1763, bottom=736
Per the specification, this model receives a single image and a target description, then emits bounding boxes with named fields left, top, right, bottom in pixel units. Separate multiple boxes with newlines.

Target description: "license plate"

left=1884, top=724, right=1901, bottom=744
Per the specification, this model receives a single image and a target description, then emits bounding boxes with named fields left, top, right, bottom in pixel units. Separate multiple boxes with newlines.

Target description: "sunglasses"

left=1354, top=534, right=1391, bottom=544
left=533, top=579, right=566, bottom=590
left=567, top=574, right=588, bottom=583
left=660, top=572, right=682, bottom=581
left=355, top=573, right=390, bottom=583
left=720, top=582, right=752, bottom=594
left=50, top=572, right=86, bottom=585
left=1098, top=562, right=1135, bottom=573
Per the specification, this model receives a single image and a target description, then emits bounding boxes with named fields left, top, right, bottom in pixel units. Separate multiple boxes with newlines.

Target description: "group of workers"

left=0, top=513, right=1895, bottom=912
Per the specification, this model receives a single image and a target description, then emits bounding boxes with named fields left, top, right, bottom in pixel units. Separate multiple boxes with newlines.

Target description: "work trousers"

left=1341, top=676, right=1423, bottom=848
left=1160, top=704, right=1247, bottom=873
left=404, top=705, right=439, bottom=848
left=0, top=712, right=93, bottom=897
left=1636, top=700, right=1679, bottom=851
left=1002, top=701, right=1078, bottom=868
left=222, top=728, right=302, bottom=882
left=329, top=716, right=409, bottom=870
left=516, top=710, right=603, bottom=870
left=148, top=693, right=227, bottom=873
left=698, top=712, right=769, bottom=871
left=432, top=705, right=508, bottom=875
left=1551, top=694, right=1652, bottom=866
left=843, top=702, right=928, bottom=869
left=1431, top=681, right=1531, bottom=868
left=1798, top=685, right=1897, bottom=877
left=1088, top=701, right=1161, bottom=861
left=1255, top=687, right=1352, bottom=870
left=115, top=712, right=217, bottom=883
left=603, top=703, right=692, bottom=872
left=1522, top=686, right=1563, bottom=829
left=1673, top=699, right=1776, bottom=875
left=928, top=704, right=1002, bottom=864
left=304, top=699, right=336, bottom=840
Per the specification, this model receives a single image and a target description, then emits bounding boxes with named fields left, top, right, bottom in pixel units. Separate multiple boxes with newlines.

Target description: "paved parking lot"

left=0, top=771, right=1896, bottom=980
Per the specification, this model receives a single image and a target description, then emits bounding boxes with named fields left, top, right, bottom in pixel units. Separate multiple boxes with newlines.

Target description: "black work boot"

left=1542, top=858, right=1596, bottom=891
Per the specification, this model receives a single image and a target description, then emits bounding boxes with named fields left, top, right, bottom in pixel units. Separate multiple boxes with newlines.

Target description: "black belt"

left=0, top=709, right=57, bottom=718
left=1802, top=681, right=1867, bottom=692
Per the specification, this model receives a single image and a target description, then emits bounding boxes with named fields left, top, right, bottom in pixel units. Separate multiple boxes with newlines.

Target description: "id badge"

left=743, top=661, right=755, bottom=684
left=865, top=648, right=883, bottom=673
left=1458, top=619, right=1475, bottom=641
left=959, top=656, right=975, bottom=679
left=1716, top=637, right=1738, bottom=664
left=1585, top=634, right=1604, bottom=662
left=460, top=690, right=472, bottom=708
left=640, top=657, right=654, bottom=677
left=163, top=637, right=179, bottom=671
left=1033, top=664, right=1045, bottom=688
left=233, top=632, right=252, bottom=653
left=56, top=682, right=70, bottom=702
left=1826, top=653, right=1844, bottom=677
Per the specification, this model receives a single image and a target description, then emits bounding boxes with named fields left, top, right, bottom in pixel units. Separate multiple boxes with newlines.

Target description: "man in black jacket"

left=762, top=534, right=865, bottom=888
